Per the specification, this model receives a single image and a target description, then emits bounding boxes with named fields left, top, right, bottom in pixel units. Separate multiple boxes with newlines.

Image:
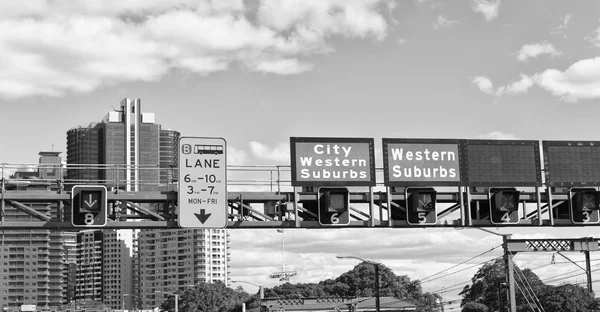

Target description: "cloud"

left=516, top=42, right=561, bottom=62
left=0, top=0, right=394, bottom=99
left=471, top=0, right=500, bottom=21
left=471, top=74, right=535, bottom=98
left=227, top=146, right=248, bottom=165
left=249, top=141, right=290, bottom=162
left=533, top=57, right=600, bottom=102
left=476, top=131, right=520, bottom=140
left=397, top=38, right=407, bottom=46
left=247, top=58, right=314, bottom=75
left=550, top=13, right=572, bottom=38
left=473, top=55, right=600, bottom=102
left=433, top=15, right=458, bottom=30
left=586, top=27, right=600, bottom=48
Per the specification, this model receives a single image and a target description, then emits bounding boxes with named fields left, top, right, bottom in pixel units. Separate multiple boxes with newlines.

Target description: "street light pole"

left=231, top=280, right=264, bottom=300
left=337, top=255, right=381, bottom=312
left=154, top=291, right=178, bottom=312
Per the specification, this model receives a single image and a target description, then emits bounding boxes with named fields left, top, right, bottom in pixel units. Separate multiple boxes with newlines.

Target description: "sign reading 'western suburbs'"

left=291, top=137, right=376, bottom=186
left=383, top=139, right=462, bottom=186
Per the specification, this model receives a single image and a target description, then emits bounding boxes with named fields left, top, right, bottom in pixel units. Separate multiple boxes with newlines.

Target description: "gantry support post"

left=503, top=235, right=517, bottom=312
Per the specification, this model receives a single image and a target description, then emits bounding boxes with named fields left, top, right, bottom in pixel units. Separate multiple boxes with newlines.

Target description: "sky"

left=2, top=0, right=600, bottom=309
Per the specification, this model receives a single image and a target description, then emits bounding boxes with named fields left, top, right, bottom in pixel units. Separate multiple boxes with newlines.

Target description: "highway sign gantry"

left=178, top=137, right=227, bottom=228
left=71, top=185, right=107, bottom=227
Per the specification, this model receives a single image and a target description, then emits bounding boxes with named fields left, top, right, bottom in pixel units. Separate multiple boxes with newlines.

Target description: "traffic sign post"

left=71, top=185, right=107, bottom=227
left=178, top=137, right=227, bottom=228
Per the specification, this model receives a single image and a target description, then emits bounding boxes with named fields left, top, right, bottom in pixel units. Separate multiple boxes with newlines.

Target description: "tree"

left=158, top=281, right=249, bottom=312
left=460, top=257, right=600, bottom=312
left=461, top=302, right=489, bottom=312
left=538, top=284, right=599, bottom=312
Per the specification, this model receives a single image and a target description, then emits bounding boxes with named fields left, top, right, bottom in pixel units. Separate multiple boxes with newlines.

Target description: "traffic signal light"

left=489, top=188, right=520, bottom=224
left=569, top=188, right=600, bottom=224
left=71, top=185, right=107, bottom=227
left=318, top=187, right=350, bottom=226
left=405, top=187, right=437, bottom=225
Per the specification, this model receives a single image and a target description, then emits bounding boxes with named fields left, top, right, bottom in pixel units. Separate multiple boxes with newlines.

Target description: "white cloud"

left=586, top=27, right=600, bottom=48
left=227, top=146, right=248, bottom=165
left=516, top=42, right=561, bottom=62
left=433, top=15, right=458, bottom=30
left=550, top=13, right=572, bottom=38
left=249, top=141, right=290, bottom=162
left=248, top=58, right=314, bottom=75
left=471, top=0, right=500, bottom=21
left=0, top=0, right=394, bottom=99
left=473, top=56, right=600, bottom=102
left=476, top=131, right=520, bottom=140
left=497, top=74, right=535, bottom=94
left=471, top=74, right=534, bottom=98
left=397, top=38, right=407, bottom=46
left=534, top=57, right=600, bottom=102
left=471, top=76, right=495, bottom=96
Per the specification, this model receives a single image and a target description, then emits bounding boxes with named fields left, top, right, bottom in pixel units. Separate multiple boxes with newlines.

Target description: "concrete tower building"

left=66, top=99, right=229, bottom=310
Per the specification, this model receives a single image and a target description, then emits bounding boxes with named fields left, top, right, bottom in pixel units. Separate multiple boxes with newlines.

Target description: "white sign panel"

left=178, top=137, right=227, bottom=228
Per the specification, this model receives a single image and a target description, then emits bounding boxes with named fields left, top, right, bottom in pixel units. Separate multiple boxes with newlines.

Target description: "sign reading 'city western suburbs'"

left=178, top=137, right=227, bottom=228
left=383, top=139, right=462, bottom=186
left=291, top=137, right=376, bottom=186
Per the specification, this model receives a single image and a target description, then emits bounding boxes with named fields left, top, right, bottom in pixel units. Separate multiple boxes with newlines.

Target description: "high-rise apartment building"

left=0, top=183, right=64, bottom=310
left=138, top=229, right=230, bottom=309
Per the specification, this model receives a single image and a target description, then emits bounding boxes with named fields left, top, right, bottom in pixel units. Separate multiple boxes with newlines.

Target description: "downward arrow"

left=84, top=194, right=97, bottom=208
left=195, top=209, right=211, bottom=224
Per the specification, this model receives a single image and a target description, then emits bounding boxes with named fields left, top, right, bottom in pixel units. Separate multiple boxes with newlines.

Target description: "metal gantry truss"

left=0, top=182, right=598, bottom=229
left=0, top=162, right=598, bottom=229
left=501, top=237, right=599, bottom=312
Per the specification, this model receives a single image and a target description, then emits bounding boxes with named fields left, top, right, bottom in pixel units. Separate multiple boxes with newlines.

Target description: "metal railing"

left=0, top=163, right=294, bottom=192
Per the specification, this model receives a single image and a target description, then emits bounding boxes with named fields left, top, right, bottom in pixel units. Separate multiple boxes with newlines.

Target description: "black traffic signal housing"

left=489, top=188, right=520, bottom=224
left=318, top=187, right=350, bottom=226
left=71, top=185, right=107, bottom=227
left=569, top=188, right=600, bottom=224
left=405, top=187, right=437, bottom=225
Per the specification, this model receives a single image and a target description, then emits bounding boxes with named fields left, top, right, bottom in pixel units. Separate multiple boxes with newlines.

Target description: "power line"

left=423, top=257, right=500, bottom=285
left=512, top=259, right=545, bottom=312
left=420, top=244, right=502, bottom=283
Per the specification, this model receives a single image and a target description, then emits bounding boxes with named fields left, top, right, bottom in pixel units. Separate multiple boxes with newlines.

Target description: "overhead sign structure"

left=290, top=137, right=376, bottom=186
left=383, top=138, right=462, bottom=186
left=178, top=137, right=227, bottom=228
left=462, top=140, right=542, bottom=186
left=71, top=185, right=107, bottom=227
left=543, top=141, right=600, bottom=187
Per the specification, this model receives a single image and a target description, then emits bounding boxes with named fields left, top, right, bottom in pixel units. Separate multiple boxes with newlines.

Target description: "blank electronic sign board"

left=543, top=141, right=600, bottom=186
left=462, top=140, right=541, bottom=186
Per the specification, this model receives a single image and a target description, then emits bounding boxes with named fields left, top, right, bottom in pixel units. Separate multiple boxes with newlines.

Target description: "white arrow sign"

left=84, top=194, right=97, bottom=208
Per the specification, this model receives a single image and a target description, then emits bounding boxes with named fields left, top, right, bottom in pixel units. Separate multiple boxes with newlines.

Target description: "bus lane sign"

left=178, top=137, right=227, bottom=228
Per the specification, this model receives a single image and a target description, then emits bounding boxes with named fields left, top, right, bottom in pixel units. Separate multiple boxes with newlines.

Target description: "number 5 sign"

left=178, top=137, right=228, bottom=228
